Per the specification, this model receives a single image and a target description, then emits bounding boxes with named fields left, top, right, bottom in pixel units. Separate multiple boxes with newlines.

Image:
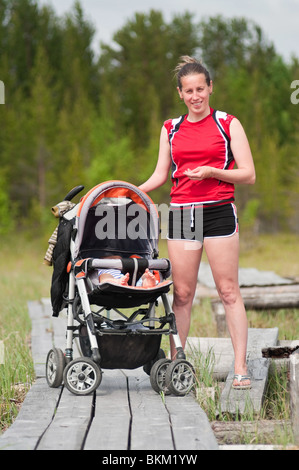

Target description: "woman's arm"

left=184, top=118, right=256, bottom=185
left=139, top=126, right=171, bottom=193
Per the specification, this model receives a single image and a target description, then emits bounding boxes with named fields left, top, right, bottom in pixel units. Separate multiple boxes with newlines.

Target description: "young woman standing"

left=139, top=56, right=255, bottom=389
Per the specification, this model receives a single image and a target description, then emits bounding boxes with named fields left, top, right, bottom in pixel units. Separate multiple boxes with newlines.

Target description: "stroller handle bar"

left=89, top=258, right=171, bottom=277
left=90, top=258, right=171, bottom=273
left=64, top=185, right=85, bottom=202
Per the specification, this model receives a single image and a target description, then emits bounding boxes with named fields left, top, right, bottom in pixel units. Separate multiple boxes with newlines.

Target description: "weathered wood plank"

left=211, top=419, right=291, bottom=445
left=290, top=350, right=299, bottom=445
left=40, top=297, right=81, bottom=358
left=186, top=337, right=234, bottom=380
left=0, top=300, right=62, bottom=450
left=242, top=292, right=299, bottom=310
left=220, top=328, right=279, bottom=415
left=262, top=344, right=299, bottom=358
left=209, top=285, right=299, bottom=337
left=37, top=388, right=94, bottom=450
left=0, top=378, right=61, bottom=450
left=84, top=369, right=131, bottom=450
left=127, top=369, right=175, bottom=450
left=198, top=262, right=295, bottom=289
left=28, top=300, right=54, bottom=377
left=164, top=394, right=219, bottom=450
left=32, top=299, right=94, bottom=450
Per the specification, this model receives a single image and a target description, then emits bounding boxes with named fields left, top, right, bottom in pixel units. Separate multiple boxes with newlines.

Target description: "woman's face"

left=177, top=73, right=213, bottom=121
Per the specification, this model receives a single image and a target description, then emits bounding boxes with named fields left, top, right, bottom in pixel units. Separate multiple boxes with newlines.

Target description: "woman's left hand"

left=184, top=166, right=213, bottom=180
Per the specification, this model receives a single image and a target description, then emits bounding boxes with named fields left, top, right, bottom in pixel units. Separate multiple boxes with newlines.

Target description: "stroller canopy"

left=74, top=181, right=160, bottom=260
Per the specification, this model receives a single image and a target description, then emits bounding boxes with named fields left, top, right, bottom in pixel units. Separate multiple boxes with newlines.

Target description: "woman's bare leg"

left=204, top=233, right=250, bottom=387
left=167, top=240, right=203, bottom=359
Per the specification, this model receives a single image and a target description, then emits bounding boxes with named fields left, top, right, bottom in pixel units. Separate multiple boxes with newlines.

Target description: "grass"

left=239, top=232, right=299, bottom=279
left=189, top=351, right=294, bottom=447
left=0, top=233, right=52, bottom=432
left=185, top=334, right=294, bottom=446
left=0, top=231, right=299, bottom=444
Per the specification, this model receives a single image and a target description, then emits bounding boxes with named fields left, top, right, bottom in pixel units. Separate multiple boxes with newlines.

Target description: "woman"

left=139, top=56, right=255, bottom=390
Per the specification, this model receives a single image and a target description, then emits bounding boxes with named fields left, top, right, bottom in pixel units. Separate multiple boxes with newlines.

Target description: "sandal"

left=232, top=374, right=252, bottom=390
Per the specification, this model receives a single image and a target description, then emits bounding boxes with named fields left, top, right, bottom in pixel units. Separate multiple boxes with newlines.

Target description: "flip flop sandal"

left=232, top=374, right=252, bottom=390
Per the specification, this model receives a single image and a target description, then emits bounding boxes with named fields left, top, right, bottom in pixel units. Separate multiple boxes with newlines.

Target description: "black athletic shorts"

left=167, top=202, right=238, bottom=243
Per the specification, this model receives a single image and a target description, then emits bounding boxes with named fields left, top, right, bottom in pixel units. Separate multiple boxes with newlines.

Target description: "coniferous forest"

left=1, top=0, right=299, bottom=236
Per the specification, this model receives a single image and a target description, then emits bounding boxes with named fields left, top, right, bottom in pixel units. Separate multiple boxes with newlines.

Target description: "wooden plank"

left=242, top=292, right=299, bottom=310
left=211, top=419, right=291, bottom=445
left=164, top=394, right=219, bottom=450
left=211, top=287, right=299, bottom=337
left=40, top=298, right=81, bottom=358
left=33, top=298, right=94, bottom=450
left=83, top=369, right=131, bottom=450
left=290, top=350, right=299, bottom=445
left=127, top=369, right=175, bottom=451
left=220, top=328, right=279, bottom=415
left=207, top=285, right=299, bottom=337
left=0, top=300, right=63, bottom=450
left=186, top=337, right=234, bottom=380
left=198, top=262, right=295, bottom=289
left=0, top=378, right=61, bottom=450
left=262, top=344, right=299, bottom=358
left=37, top=388, right=94, bottom=450
left=28, top=300, right=54, bottom=377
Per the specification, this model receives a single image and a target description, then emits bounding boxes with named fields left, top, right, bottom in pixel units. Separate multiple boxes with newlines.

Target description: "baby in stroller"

left=98, top=255, right=158, bottom=288
left=99, top=268, right=157, bottom=287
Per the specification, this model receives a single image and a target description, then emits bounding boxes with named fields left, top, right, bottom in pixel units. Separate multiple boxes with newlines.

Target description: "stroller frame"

left=46, top=182, right=194, bottom=396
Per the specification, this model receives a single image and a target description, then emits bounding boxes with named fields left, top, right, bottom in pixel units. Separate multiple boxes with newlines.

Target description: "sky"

left=39, top=0, right=299, bottom=62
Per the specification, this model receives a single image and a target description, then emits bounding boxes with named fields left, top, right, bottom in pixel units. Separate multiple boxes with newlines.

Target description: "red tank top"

left=164, top=108, right=236, bottom=204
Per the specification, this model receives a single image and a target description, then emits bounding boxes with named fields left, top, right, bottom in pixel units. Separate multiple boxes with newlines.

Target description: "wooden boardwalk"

left=187, top=327, right=279, bottom=416
left=0, top=299, right=218, bottom=451
left=219, top=328, right=278, bottom=415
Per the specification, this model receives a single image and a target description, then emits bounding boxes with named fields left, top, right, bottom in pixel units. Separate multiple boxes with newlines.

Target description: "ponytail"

left=174, top=56, right=211, bottom=89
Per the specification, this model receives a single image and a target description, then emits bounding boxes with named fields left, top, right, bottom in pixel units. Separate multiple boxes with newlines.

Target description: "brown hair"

left=174, top=56, right=211, bottom=90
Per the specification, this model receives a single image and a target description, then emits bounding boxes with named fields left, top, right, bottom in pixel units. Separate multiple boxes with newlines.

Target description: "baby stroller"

left=45, top=181, right=194, bottom=396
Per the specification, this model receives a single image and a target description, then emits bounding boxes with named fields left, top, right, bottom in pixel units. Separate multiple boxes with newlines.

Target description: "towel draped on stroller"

left=45, top=181, right=194, bottom=396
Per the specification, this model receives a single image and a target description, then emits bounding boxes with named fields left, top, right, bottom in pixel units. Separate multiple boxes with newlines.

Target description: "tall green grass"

left=187, top=345, right=294, bottom=446
left=0, top=234, right=52, bottom=431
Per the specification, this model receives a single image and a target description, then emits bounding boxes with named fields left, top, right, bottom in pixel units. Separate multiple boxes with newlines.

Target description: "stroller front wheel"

left=165, top=359, right=195, bottom=396
left=63, top=357, right=102, bottom=395
left=46, top=348, right=66, bottom=388
left=150, top=358, right=171, bottom=394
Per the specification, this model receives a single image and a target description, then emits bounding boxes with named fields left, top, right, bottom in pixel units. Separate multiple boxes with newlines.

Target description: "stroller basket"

left=79, top=324, right=162, bottom=369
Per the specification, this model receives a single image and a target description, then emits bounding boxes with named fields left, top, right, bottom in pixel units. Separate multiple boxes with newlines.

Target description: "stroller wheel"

left=150, top=358, right=171, bottom=394
left=165, top=359, right=195, bottom=396
left=46, top=348, right=66, bottom=388
left=143, top=348, right=166, bottom=376
left=63, top=357, right=102, bottom=395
